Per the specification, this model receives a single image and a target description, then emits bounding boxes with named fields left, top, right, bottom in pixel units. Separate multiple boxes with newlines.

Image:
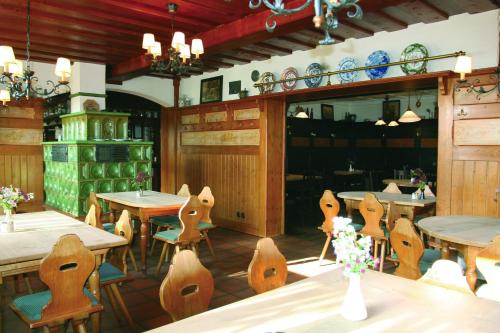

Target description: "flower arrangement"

left=0, top=185, right=34, bottom=212
left=410, top=168, right=427, bottom=191
left=131, top=172, right=146, bottom=191
left=331, top=217, right=376, bottom=275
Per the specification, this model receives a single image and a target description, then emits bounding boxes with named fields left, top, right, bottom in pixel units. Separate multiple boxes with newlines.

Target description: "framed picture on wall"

left=200, top=76, right=223, bottom=104
left=321, top=104, right=334, bottom=120
left=382, top=100, right=400, bottom=122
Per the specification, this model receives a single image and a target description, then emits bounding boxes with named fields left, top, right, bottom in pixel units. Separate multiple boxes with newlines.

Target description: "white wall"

left=106, top=76, right=174, bottom=107
left=180, top=10, right=499, bottom=105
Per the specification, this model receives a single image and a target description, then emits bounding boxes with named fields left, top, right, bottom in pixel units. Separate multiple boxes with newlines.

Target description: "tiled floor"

left=2, top=213, right=392, bottom=333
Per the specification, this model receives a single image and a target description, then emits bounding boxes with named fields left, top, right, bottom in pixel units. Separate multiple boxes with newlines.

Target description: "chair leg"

left=379, top=240, right=386, bottom=273
left=104, top=284, right=121, bottom=323
left=202, top=230, right=215, bottom=258
left=23, top=274, right=33, bottom=294
left=149, top=225, right=163, bottom=255
left=175, top=245, right=180, bottom=254
left=127, top=249, right=138, bottom=272
left=156, top=243, right=169, bottom=276
left=110, top=283, right=135, bottom=331
left=319, top=233, right=332, bottom=265
left=72, top=320, right=87, bottom=333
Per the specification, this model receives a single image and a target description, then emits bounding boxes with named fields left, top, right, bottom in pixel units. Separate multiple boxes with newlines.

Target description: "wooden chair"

left=248, top=238, right=288, bottom=294
left=154, top=195, right=203, bottom=275
left=10, top=234, right=103, bottom=332
left=99, top=210, right=135, bottom=331
left=419, top=260, right=474, bottom=295
left=88, top=191, right=115, bottom=232
left=359, top=193, right=387, bottom=272
left=475, top=235, right=500, bottom=302
left=318, top=190, right=339, bottom=264
left=159, top=249, right=214, bottom=321
left=149, top=184, right=191, bottom=255
left=86, top=202, right=138, bottom=272
left=382, top=182, right=402, bottom=194
left=390, top=218, right=441, bottom=280
left=197, top=186, right=216, bottom=258
left=385, top=201, right=401, bottom=232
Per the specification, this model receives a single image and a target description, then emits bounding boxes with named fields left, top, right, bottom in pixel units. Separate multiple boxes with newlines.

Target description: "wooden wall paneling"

left=454, top=103, right=500, bottom=120
left=461, top=161, right=475, bottom=215
left=454, top=74, right=500, bottom=105
left=437, top=77, right=454, bottom=215
left=472, top=161, right=488, bottom=216
left=454, top=119, right=500, bottom=145
left=486, top=162, right=499, bottom=216
left=264, top=98, right=285, bottom=236
left=450, top=160, right=464, bottom=215
left=161, top=106, right=178, bottom=194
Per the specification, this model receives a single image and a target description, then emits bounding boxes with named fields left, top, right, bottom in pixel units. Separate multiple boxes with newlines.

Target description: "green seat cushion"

left=352, top=223, right=363, bottom=232
left=390, top=249, right=441, bottom=274
left=103, top=223, right=115, bottom=233
left=99, top=262, right=126, bottom=283
left=154, top=228, right=181, bottom=242
left=150, top=215, right=180, bottom=227
left=198, top=221, right=215, bottom=231
left=419, top=249, right=441, bottom=274
left=13, top=289, right=98, bottom=322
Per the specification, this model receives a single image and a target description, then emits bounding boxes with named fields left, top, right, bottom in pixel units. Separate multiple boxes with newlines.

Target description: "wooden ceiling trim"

left=233, top=48, right=271, bottom=61
left=13, top=48, right=108, bottom=64
left=376, top=10, right=408, bottom=28
left=203, top=59, right=235, bottom=68
left=395, top=1, right=448, bottom=23
left=276, top=36, right=316, bottom=49
left=418, top=0, right=450, bottom=20
left=215, top=54, right=251, bottom=64
left=340, top=20, right=375, bottom=36
left=253, top=42, right=293, bottom=56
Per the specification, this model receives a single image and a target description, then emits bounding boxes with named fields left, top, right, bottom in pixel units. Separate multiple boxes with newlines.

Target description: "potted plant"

left=332, top=216, right=376, bottom=321
left=132, top=172, right=147, bottom=197
left=0, top=185, right=33, bottom=233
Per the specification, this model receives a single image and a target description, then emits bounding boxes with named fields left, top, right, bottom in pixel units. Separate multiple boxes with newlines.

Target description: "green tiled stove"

left=43, top=111, right=153, bottom=217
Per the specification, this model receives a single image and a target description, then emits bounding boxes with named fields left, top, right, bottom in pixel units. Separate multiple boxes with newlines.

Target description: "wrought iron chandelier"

left=142, top=3, right=204, bottom=76
left=249, top=0, right=363, bottom=45
left=0, top=0, right=71, bottom=105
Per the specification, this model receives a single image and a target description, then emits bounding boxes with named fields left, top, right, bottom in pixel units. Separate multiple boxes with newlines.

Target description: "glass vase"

left=341, top=273, right=367, bottom=321
left=136, top=188, right=144, bottom=197
left=1, top=209, right=14, bottom=233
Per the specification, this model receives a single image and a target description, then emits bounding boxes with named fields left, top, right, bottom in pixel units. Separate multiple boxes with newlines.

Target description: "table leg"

left=464, top=246, right=481, bottom=291
left=140, top=214, right=149, bottom=273
left=90, top=255, right=102, bottom=333
left=441, top=241, right=450, bottom=259
left=345, top=200, right=353, bottom=219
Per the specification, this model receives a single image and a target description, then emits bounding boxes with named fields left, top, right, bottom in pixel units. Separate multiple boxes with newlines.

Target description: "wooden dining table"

left=96, top=191, right=188, bottom=273
left=146, top=267, right=500, bottom=333
left=0, top=210, right=127, bottom=333
left=418, top=215, right=500, bottom=291
left=337, top=191, right=436, bottom=221
left=382, top=178, right=421, bottom=188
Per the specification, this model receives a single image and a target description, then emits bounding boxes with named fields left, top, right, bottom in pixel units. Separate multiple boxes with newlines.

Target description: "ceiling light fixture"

left=0, top=0, right=71, bottom=105
left=399, top=91, right=421, bottom=123
left=388, top=120, right=399, bottom=127
left=249, top=0, right=363, bottom=45
left=142, top=3, right=204, bottom=76
left=374, top=119, right=386, bottom=126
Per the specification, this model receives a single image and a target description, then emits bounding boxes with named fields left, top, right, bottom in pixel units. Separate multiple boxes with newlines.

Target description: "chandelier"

left=142, top=3, right=204, bottom=76
left=0, top=0, right=71, bottom=106
left=249, top=0, right=363, bottom=45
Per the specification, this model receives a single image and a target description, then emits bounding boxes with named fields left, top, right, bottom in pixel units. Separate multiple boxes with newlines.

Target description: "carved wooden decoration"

left=234, top=108, right=260, bottom=121
left=181, top=129, right=260, bottom=146
left=181, top=114, right=200, bottom=125
left=205, top=111, right=227, bottom=123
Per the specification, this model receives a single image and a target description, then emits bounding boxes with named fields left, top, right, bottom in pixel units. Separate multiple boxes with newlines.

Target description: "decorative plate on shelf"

left=337, top=57, right=360, bottom=83
left=365, top=50, right=390, bottom=80
left=258, top=72, right=276, bottom=94
left=304, top=63, right=323, bottom=88
left=280, top=67, right=299, bottom=91
left=400, top=43, right=429, bottom=75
